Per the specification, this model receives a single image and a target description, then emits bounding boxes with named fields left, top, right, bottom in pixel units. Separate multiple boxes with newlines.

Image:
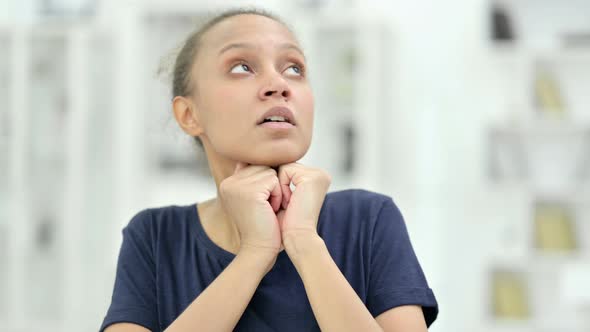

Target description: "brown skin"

left=172, top=14, right=315, bottom=253
left=174, top=14, right=313, bottom=172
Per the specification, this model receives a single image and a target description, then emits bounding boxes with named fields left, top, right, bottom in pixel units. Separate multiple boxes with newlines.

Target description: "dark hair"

left=170, top=7, right=289, bottom=148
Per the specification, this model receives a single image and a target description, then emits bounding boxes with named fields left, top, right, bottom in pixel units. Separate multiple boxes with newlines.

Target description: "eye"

left=230, top=63, right=252, bottom=74
left=284, top=64, right=304, bottom=77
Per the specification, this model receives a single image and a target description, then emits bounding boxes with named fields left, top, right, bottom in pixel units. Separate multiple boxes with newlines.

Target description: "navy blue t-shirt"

left=100, top=189, right=438, bottom=331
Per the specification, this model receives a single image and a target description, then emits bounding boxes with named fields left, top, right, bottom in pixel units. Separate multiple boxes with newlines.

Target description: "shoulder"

left=322, top=188, right=394, bottom=218
left=123, top=203, right=193, bottom=239
left=319, top=189, right=401, bottom=234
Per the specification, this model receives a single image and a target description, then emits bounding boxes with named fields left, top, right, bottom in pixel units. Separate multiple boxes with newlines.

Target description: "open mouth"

left=259, top=116, right=295, bottom=129
left=260, top=115, right=293, bottom=124
left=257, top=106, right=296, bottom=129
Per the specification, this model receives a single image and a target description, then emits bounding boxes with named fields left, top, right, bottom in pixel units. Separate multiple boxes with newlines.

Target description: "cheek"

left=206, top=87, right=243, bottom=121
left=201, top=87, right=253, bottom=140
left=213, top=84, right=255, bottom=116
left=217, top=86, right=239, bottom=103
left=300, top=89, right=315, bottom=123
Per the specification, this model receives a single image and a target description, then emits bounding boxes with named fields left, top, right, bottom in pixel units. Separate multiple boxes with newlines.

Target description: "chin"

left=243, top=144, right=309, bottom=167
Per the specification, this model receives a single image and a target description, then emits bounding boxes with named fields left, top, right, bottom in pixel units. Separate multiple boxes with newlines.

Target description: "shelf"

left=488, top=122, right=590, bottom=190
left=489, top=0, right=590, bottom=50
left=487, top=42, right=590, bottom=124
left=490, top=43, right=590, bottom=59
left=485, top=259, right=590, bottom=330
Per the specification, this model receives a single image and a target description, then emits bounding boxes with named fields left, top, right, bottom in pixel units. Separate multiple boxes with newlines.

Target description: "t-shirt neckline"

left=188, top=202, right=288, bottom=264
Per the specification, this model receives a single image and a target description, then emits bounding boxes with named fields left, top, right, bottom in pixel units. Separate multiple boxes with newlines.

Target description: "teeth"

left=265, top=116, right=287, bottom=122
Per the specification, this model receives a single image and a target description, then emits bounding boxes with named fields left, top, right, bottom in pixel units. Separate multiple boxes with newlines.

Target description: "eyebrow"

left=218, top=42, right=306, bottom=59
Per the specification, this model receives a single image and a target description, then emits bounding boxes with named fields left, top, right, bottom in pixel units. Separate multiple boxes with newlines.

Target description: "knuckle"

left=219, top=178, right=234, bottom=194
left=270, top=176, right=279, bottom=185
left=219, top=183, right=229, bottom=197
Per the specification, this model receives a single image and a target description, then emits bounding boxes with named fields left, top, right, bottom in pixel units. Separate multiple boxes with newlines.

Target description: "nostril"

left=262, top=89, right=289, bottom=98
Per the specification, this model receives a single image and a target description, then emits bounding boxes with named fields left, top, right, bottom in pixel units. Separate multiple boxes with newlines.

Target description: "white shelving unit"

left=484, top=2, right=590, bottom=330
left=484, top=29, right=590, bottom=332
left=0, top=23, right=119, bottom=331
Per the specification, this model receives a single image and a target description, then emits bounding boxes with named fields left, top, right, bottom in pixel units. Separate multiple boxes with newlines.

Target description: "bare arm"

left=105, top=249, right=276, bottom=332
left=285, top=233, right=428, bottom=332
left=284, top=233, right=383, bottom=332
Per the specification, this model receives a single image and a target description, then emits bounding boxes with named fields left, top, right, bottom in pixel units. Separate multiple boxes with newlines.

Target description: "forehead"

left=200, top=14, right=299, bottom=53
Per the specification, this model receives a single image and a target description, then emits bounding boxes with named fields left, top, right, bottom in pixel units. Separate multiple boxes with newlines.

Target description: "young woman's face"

left=192, top=14, right=314, bottom=167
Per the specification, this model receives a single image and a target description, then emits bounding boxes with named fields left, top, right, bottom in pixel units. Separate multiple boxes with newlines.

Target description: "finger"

left=234, top=163, right=270, bottom=178
left=245, top=167, right=277, bottom=184
left=276, top=209, right=286, bottom=231
left=268, top=176, right=282, bottom=213
left=278, top=165, right=294, bottom=209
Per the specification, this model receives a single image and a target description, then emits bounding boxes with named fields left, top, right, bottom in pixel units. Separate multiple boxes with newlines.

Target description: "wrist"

left=236, top=246, right=278, bottom=274
left=283, top=231, right=326, bottom=265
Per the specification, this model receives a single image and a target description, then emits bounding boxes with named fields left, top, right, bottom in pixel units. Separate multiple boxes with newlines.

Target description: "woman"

left=101, top=8, right=438, bottom=332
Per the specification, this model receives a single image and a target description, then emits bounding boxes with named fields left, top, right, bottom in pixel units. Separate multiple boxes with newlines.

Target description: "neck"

left=199, top=140, right=242, bottom=254
left=199, top=197, right=241, bottom=254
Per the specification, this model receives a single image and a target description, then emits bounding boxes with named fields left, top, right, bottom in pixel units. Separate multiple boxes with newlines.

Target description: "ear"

left=172, top=96, right=204, bottom=137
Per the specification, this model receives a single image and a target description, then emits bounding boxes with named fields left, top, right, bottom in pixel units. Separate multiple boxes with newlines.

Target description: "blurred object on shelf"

left=333, top=46, right=356, bottom=102
left=35, top=214, right=55, bottom=251
left=342, top=123, right=355, bottom=174
left=490, top=0, right=590, bottom=49
left=488, top=126, right=526, bottom=181
left=490, top=4, right=515, bottom=41
left=534, top=201, right=577, bottom=252
left=534, top=61, right=566, bottom=116
left=491, top=268, right=530, bottom=319
left=561, top=32, right=590, bottom=48
left=28, top=33, right=68, bottom=244
left=30, top=33, right=68, bottom=164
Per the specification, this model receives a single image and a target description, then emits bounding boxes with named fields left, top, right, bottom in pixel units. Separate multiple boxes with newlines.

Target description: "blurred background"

left=1, top=0, right=590, bottom=331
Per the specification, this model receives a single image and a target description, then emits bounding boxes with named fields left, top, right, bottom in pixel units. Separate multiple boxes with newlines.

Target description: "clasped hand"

left=218, top=162, right=331, bottom=255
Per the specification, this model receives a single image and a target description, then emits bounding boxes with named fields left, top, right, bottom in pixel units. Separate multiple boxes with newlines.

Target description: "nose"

left=258, top=74, right=292, bottom=101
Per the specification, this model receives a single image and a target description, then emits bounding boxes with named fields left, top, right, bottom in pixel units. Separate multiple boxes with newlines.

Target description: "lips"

left=257, top=106, right=296, bottom=126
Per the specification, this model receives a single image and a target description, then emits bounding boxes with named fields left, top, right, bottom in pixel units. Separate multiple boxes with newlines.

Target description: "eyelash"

left=230, top=60, right=306, bottom=77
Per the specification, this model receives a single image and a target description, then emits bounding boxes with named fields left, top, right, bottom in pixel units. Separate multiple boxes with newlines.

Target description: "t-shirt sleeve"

left=366, top=197, right=439, bottom=327
left=100, top=209, right=160, bottom=332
